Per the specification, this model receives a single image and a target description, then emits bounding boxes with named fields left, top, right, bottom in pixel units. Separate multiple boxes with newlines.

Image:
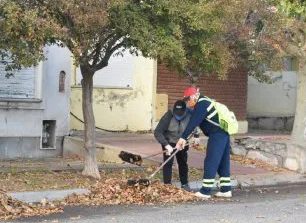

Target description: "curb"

left=235, top=172, right=306, bottom=189
left=7, top=173, right=306, bottom=204
left=8, top=188, right=90, bottom=204
left=174, top=172, right=306, bottom=191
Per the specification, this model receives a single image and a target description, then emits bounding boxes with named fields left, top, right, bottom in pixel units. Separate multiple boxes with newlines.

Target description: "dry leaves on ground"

left=231, top=155, right=285, bottom=172
left=0, top=171, right=97, bottom=192
left=65, top=178, right=198, bottom=206
left=190, top=144, right=206, bottom=152
left=0, top=189, right=63, bottom=220
left=1, top=174, right=199, bottom=220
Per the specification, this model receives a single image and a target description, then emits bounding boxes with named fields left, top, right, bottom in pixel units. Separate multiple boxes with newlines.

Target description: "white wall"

left=75, top=53, right=134, bottom=88
left=42, top=46, right=72, bottom=136
left=70, top=54, right=157, bottom=131
left=0, top=45, right=71, bottom=138
left=247, top=71, right=297, bottom=117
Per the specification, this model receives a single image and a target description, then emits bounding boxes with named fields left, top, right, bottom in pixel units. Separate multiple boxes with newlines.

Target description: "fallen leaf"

left=70, top=215, right=81, bottom=220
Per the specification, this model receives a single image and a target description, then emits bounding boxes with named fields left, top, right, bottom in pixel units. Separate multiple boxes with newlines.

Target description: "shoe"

left=214, top=191, right=232, bottom=198
left=181, top=184, right=191, bottom=192
left=194, top=192, right=211, bottom=199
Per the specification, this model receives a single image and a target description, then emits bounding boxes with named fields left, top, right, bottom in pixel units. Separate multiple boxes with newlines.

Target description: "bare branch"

left=89, top=32, right=117, bottom=66
left=94, top=41, right=125, bottom=71
left=91, top=42, right=103, bottom=66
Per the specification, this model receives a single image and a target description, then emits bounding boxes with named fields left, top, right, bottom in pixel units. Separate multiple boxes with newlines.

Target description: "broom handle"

left=142, top=150, right=165, bottom=159
left=142, top=138, right=191, bottom=160
left=147, top=135, right=192, bottom=180
left=148, top=148, right=181, bottom=179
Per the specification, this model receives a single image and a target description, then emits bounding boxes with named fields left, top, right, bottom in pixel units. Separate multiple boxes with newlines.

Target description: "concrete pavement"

left=8, top=189, right=90, bottom=204
left=91, top=131, right=306, bottom=190
left=9, top=171, right=306, bottom=204
left=4, top=130, right=306, bottom=204
left=91, top=131, right=269, bottom=175
left=8, top=184, right=306, bottom=223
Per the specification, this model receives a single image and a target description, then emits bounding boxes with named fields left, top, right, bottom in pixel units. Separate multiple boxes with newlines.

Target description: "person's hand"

left=191, top=135, right=200, bottom=149
left=165, top=144, right=174, bottom=156
left=176, top=138, right=186, bottom=150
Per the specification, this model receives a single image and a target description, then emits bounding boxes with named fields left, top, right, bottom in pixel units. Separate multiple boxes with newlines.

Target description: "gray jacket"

left=154, top=110, right=191, bottom=146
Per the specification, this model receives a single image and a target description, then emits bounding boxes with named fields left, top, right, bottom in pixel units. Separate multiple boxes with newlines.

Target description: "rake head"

left=118, top=151, right=143, bottom=166
left=127, top=178, right=151, bottom=186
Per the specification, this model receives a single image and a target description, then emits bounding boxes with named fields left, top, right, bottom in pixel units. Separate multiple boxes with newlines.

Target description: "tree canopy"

left=1, top=0, right=305, bottom=176
left=0, top=0, right=236, bottom=79
left=0, top=0, right=239, bottom=178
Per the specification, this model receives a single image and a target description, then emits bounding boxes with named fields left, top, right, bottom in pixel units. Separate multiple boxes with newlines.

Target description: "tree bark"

left=80, top=67, right=100, bottom=179
left=291, top=59, right=306, bottom=148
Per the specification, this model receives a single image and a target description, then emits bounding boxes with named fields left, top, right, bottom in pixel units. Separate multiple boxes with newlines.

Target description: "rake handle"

left=148, top=148, right=181, bottom=179
left=143, top=140, right=190, bottom=160
left=147, top=139, right=191, bottom=180
left=142, top=150, right=165, bottom=159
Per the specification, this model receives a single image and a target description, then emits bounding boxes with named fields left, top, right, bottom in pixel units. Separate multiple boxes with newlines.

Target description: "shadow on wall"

left=247, top=116, right=294, bottom=132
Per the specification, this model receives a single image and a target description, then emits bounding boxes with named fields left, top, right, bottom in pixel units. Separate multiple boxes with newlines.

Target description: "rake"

left=119, top=133, right=194, bottom=167
left=127, top=148, right=180, bottom=186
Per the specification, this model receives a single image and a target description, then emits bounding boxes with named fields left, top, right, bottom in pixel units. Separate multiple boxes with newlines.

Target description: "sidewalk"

left=91, top=131, right=278, bottom=174
left=4, top=130, right=306, bottom=204
left=90, top=131, right=305, bottom=189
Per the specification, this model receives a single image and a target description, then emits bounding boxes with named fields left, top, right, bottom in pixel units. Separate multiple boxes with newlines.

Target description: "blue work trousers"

left=200, top=129, right=231, bottom=195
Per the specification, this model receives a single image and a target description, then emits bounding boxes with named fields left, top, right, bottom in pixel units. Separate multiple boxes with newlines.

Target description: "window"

left=283, top=57, right=297, bottom=72
left=59, top=70, right=66, bottom=92
left=0, top=61, right=42, bottom=99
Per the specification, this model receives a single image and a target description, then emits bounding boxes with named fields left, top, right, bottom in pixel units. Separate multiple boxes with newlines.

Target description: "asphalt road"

left=7, top=184, right=306, bottom=223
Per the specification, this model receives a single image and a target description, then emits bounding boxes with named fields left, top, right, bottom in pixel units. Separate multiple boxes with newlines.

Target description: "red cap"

left=183, top=86, right=198, bottom=98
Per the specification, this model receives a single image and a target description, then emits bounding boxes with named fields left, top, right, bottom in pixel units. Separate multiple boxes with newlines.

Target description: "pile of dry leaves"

left=65, top=178, right=198, bottom=206
left=1, top=177, right=198, bottom=220
left=231, top=155, right=285, bottom=172
left=0, top=189, right=62, bottom=220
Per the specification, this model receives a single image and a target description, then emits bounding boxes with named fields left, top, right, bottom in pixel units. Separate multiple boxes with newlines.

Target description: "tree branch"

left=94, top=41, right=125, bottom=71
left=88, top=32, right=117, bottom=66
left=91, top=42, right=103, bottom=66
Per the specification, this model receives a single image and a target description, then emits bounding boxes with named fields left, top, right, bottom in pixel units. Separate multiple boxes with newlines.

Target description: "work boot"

left=194, top=191, right=211, bottom=199
left=181, top=184, right=191, bottom=192
left=214, top=191, right=232, bottom=198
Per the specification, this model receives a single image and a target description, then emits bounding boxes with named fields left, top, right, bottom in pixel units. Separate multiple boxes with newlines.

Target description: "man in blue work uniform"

left=176, top=86, right=232, bottom=199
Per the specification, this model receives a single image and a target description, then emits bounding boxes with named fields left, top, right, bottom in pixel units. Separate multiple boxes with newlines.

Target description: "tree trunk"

left=291, top=59, right=306, bottom=148
left=81, top=69, right=100, bottom=179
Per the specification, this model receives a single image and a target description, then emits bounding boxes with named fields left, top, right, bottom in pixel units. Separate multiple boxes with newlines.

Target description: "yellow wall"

left=70, top=57, right=157, bottom=131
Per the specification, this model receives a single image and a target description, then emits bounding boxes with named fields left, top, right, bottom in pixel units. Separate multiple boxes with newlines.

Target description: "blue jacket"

left=181, top=96, right=221, bottom=139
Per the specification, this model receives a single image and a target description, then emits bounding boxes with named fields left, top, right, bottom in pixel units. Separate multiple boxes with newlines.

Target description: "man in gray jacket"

left=154, top=100, right=190, bottom=190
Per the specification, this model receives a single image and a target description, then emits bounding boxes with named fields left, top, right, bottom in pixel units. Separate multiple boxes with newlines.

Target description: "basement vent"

left=41, top=120, right=56, bottom=149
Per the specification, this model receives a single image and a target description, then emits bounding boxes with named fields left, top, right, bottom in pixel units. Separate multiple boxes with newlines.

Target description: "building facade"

left=70, top=55, right=248, bottom=133
left=156, top=64, right=248, bottom=133
left=247, top=71, right=297, bottom=131
left=0, top=45, right=71, bottom=159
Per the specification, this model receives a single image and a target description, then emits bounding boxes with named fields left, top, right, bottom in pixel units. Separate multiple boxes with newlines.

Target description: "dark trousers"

left=200, top=129, right=231, bottom=195
left=162, top=143, right=188, bottom=185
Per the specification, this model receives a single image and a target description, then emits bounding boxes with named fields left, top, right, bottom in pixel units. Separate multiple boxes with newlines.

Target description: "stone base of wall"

left=247, top=116, right=294, bottom=131
left=285, top=143, right=306, bottom=172
left=0, top=137, right=63, bottom=159
left=232, top=137, right=306, bottom=173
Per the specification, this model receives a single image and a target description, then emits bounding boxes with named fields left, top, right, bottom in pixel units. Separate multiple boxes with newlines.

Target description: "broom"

left=118, top=150, right=166, bottom=166
left=127, top=148, right=180, bottom=186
